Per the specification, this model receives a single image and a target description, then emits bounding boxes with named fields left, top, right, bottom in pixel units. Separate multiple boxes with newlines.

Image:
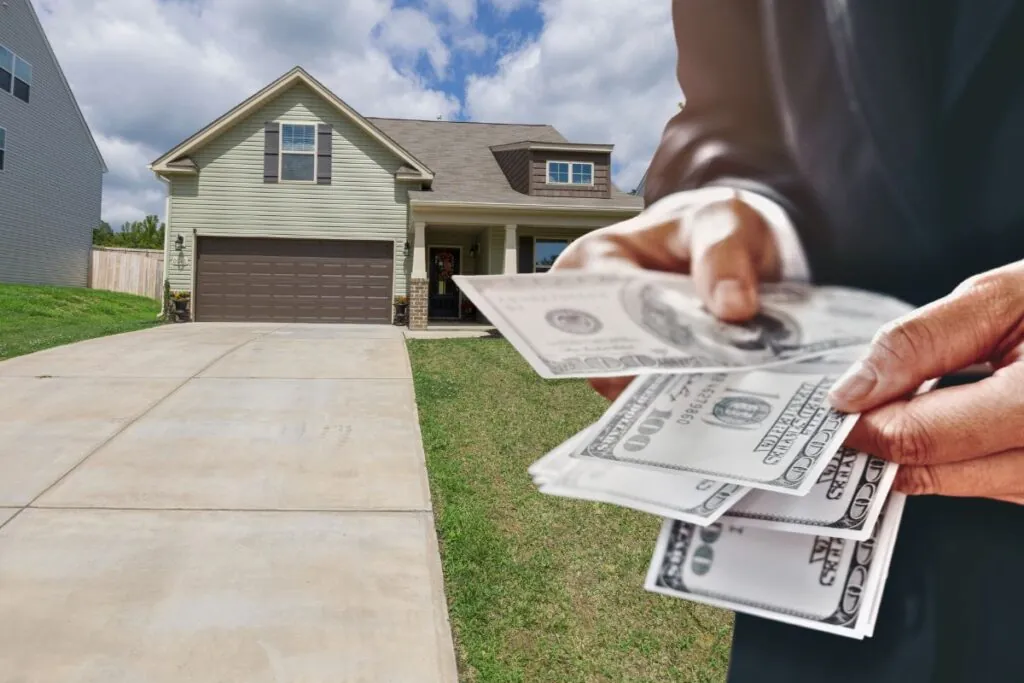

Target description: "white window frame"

left=530, top=236, right=575, bottom=273
left=278, top=121, right=317, bottom=183
left=545, top=160, right=595, bottom=186
left=0, top=126, right=6, bottom=172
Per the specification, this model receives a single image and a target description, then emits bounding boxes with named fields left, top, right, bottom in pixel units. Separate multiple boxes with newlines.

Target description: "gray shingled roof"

left=366, top=117, right=642, bottom=210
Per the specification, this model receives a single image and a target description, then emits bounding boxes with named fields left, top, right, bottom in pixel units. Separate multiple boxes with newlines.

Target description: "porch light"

left=174, top=234, right=184, bottom=251
left=403, top=240, right=410, bottom=256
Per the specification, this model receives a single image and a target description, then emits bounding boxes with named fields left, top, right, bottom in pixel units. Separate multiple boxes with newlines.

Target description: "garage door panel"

left=195, top=237, right=395, bottom=323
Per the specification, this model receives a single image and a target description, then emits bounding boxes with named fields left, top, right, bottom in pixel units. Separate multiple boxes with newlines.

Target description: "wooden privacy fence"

left=89, top=246, right=165, bottom=300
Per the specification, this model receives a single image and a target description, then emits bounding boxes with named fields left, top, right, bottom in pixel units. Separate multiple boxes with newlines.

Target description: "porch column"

left=409, top=221, right=428, bottom=330
left=411, top=221, right=427, bottom=279
left=503, top=224, right=518, bottom=274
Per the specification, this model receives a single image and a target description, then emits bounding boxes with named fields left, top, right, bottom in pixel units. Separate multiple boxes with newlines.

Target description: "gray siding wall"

left=0, top=0, right=104, bottom=287
left=166, top=82, right=410, bottom=296
left=530, top=151, right=611, bottom=199
left=491, top=148, right=530, bottom=194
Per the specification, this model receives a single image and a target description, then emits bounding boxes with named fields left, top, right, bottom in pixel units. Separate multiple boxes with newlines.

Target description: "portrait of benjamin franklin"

left=623, top=281, right=804, bottom=364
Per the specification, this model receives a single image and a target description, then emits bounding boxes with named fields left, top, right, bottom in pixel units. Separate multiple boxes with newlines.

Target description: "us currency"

left=452, top=271, right=914, bottom=379
left=644, top=493, right=907, bottom=639
left=721, top=448, right=895, bottom=541
left=528, top=428, right=751, bottom=526
left=570, top=370, right=857, bottom=495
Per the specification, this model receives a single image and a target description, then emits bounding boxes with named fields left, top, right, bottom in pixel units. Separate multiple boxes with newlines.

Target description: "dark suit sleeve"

left=644, top=0, right=828, bottom=272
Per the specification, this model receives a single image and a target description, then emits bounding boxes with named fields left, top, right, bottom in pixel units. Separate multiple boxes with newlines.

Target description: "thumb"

left=689, top=197, right=771, bottom=322
left=828, top=267, right=1024, bottom=413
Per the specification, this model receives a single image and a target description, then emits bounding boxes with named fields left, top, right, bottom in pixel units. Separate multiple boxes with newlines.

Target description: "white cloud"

left=465, top=0, right=680, bottom=191
left=35, top=0, right=460, bottom=224
left=376, top=7, right=450, bottom=78
left=425, top=0, right=478, bottom=24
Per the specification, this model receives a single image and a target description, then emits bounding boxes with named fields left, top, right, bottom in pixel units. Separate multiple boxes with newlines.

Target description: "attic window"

left=280, top=123, right=316, bottom=181
left=547, top=161, right=593, bottom=185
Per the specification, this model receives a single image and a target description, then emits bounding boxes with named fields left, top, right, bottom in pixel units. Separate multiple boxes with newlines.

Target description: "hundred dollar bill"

left=452, top=271, right=914, bottom=379
left=571, top=370, right=856, bottom=495
left=720, top=377, right=939, bottom=537
left=644, top=493, right=907, bottom=639
left=721, top=448, right=895, bottom=541
left=529, top=428, right=751, bottom=526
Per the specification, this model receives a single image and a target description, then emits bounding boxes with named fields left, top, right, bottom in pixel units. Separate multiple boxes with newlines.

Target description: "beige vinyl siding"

left=0, top=0, right=104, bottom=287
left=166, top=82, right=410, bottom=296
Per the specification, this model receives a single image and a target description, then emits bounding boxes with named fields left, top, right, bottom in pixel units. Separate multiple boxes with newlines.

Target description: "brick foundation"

left=409, top=278, right=429, bottom=330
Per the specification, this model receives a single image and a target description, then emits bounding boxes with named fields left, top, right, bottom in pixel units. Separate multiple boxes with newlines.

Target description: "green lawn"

left=0, top=284, right=162, bottom=361
left=408, top=338, right=733, bottom=683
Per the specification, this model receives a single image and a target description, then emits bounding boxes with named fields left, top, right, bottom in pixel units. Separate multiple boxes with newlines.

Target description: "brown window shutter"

left=317, top=124, right=332, bottom=185
left=517, top=235, right=533, bottom=273
left=263, top=123, right=280, bottom=183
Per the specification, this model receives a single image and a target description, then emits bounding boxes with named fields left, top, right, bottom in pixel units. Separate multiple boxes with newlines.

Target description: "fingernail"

left=712, top=279, right=753, bottom=314
left=829, top=361, right=877, bottom=408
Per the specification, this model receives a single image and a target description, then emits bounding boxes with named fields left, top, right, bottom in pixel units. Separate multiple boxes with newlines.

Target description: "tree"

left=93, top=215, right=165, bottom=250
left=92, top=220, right=115, bottom=246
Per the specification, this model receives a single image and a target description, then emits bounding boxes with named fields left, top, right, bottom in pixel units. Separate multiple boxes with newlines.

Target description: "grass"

left=408, top=338, right=733, bottom=683
left=0, top=284, right=162, bottom=361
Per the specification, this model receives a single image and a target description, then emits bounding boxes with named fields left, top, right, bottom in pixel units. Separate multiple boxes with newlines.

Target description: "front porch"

left=406, top=222, right=589, bottom=330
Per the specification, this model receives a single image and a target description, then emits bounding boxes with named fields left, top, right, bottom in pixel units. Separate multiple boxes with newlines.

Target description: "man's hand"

left=550, top=195, right=781, bottom=401
left=829, top=261, right=1024, bottom=505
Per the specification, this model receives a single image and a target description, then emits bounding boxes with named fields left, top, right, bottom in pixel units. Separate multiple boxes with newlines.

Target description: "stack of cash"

left=453, top=270, right=924, bottom=639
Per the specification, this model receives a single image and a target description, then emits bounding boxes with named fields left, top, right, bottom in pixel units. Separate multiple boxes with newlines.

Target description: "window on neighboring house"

left=0, top=127, right=6, bottom=171
left=546, top=161, right=594, bottom=185
left=280, top=123, right=316, bottom=181
left=12, top=56, right=31, bottom=103
left=534, top=238, right=570, bottom=273
left=0, top=46, right=12, bottom=93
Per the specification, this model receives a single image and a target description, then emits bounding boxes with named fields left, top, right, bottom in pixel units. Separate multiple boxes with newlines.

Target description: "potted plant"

left=460, top=298, right=476, bottom=320
left=393, top=295, right=409, bottom=324
left=171, top=291, right=191, bottom=321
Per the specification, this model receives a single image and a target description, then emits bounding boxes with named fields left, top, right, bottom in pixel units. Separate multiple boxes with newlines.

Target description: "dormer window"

left=547, top=161, right=593, bottom=185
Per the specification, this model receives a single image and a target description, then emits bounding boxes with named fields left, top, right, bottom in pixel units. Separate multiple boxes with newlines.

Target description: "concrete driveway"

left=0, top=323, right=458, bottom=683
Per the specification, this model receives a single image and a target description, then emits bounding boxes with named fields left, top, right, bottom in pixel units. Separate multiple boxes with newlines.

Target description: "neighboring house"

left=149, top=66, right=642, bottom=328
left=0, top=0, right=106, bottom=287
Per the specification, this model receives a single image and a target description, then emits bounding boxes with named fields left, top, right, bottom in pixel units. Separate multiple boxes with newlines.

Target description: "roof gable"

left=19, top=0, right=106, bottom=172
left=150, top=67, right=433, bottom=180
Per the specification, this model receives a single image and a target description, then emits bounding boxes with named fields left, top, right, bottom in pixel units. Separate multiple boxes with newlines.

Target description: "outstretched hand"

left=829, top=260, right=1024, bottom=504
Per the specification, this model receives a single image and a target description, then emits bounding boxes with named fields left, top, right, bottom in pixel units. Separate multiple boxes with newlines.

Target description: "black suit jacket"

left=644, top=2, right=1024, bottom=681
left=645, top=0, right=1024, bottom=306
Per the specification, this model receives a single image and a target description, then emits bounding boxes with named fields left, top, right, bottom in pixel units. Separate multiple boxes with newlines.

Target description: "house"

left=149, top=66, right=642, bottom=328
left=0, top=0, right=106, bottom=287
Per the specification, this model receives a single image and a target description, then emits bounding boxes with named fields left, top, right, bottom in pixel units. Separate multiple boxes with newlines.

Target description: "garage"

left=194, top=237, right=394, bottom=323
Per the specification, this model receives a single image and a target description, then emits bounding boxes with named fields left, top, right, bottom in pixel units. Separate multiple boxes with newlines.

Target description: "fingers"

left=894, top=447, right=1024, bottom=501
left=589, top=376, right=634, bottom=402
left=829, top=262, right=1024, bottom=413
left=844, top=368, right=1024, bottom=466
left=690, top=198, right=777, bottom=322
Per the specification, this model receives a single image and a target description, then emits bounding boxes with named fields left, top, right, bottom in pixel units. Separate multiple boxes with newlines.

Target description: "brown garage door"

left=195, top=237, right=394, bottom=323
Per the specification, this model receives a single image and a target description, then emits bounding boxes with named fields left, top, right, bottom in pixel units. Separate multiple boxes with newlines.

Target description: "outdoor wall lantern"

left=403, top=241, right=410, bottom=256
left=469, top=243, right=480, bottom=257
left=174, top=234, right=184, bottom=252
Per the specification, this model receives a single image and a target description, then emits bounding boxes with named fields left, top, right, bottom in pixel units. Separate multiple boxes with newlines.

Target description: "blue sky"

left=37, top=0, right=680, bottom=224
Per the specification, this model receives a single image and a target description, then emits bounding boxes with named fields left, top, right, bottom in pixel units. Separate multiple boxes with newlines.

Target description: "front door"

left=428, top=246, right=462, bottom=319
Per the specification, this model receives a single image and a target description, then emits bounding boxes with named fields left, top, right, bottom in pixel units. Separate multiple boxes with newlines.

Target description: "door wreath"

left=434, top=251, right=455, bottom=295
